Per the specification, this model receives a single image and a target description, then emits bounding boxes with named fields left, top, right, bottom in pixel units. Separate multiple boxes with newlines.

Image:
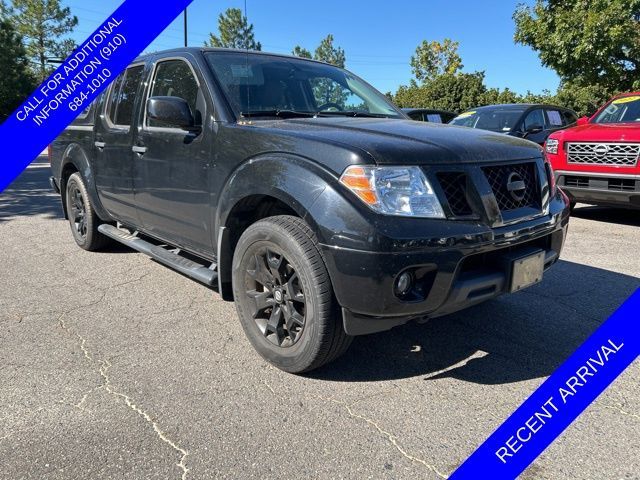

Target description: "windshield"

left=450, top=107, right=526, bottom=132
left=205, top=52, right=402, bottom=119
left=593, top=96, right=640, bottom=124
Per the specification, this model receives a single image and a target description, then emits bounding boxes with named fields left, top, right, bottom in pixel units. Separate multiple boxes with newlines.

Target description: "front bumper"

left=319, top=199, right=570, bottom=336
left=556, top=170, right=640, bottom=208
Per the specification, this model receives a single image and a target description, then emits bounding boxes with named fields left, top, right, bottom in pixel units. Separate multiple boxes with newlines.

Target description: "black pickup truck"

left=50, top=48, right=570, bottom=373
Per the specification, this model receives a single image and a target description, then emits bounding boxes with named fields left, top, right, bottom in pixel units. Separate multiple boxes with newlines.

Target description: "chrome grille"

left=567, top=143, right=640, bottom=167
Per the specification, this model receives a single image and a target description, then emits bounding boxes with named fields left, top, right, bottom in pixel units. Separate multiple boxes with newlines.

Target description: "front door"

left=94, top=64, right=146, bottom=226
left=133, top=56, right=213, bottom=256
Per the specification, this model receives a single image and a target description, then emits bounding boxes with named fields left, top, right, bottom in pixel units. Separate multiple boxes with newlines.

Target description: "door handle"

left=132, top=146, right=147, bottom=155
left=94, top=141, right=106, bottom=149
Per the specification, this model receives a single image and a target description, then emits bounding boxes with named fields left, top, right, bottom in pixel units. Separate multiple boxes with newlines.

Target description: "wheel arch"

left=215, top=154, right=336, bottom=300
left=59, top=144, right=111, bottom=222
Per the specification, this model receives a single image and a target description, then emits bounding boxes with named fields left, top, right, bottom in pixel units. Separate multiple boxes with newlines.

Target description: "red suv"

left=546, top=93, right=640, bottom=210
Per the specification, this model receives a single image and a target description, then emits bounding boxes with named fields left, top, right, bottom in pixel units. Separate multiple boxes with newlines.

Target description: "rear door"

left=133, top=55, right=213, bottom=255
left=93, top=64, right=146, bottom=225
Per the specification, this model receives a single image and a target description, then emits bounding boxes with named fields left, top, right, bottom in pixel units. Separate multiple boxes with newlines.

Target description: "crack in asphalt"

left=261, top=376, right=448, bottom=479
left=602, top=404, right=639, bottom=421
left=53, top=272, right=191, bottom=479
left=316, top=393, right=449, bottom=479
left=99, top=359, right=190, bottom=480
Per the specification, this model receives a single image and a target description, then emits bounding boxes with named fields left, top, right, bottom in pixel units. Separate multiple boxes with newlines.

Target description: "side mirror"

left=576, top=116, right=589, bottom=126
left=147, top=96, right=196, bottom=130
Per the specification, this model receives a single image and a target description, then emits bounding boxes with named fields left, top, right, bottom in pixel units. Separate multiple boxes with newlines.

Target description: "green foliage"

left=9, top=0, right=78, bottom=82
left=514, top=0, right=640, bottom=93
left=206, top=8, right=261, bottom=51
left=394, top=72, right=487, bottom=113
left=314, top=34, right=346, bottom=68
left=292, top=35, right=347, bottom=109
left=411, top=39, right=463, bottom=83
left=0, top=17, right=35, bottom=121
left=291, top=45, right=312, bottom=59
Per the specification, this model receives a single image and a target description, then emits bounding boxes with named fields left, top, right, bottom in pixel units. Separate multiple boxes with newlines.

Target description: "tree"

left=394, top=72, right=488, bottom=113
left=514, top=0, right=640, bottom=92
left=313, top=34, right=345, bottom=68
left=206, top=8, right=261, bottom=51
left=291, top=45, right=312, bottom=59
left=0, top=17, right=35, bottom=121
left=411, top=39, right=463, bottom=83
left=9, top=0, right=78, bottom=82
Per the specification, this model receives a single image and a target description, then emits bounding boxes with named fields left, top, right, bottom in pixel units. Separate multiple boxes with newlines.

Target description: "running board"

left=98, top=224, right=218, bottom=286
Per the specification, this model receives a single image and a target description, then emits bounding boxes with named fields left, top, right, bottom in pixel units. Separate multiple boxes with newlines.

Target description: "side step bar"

left=98, top=224, right=218, bottom=286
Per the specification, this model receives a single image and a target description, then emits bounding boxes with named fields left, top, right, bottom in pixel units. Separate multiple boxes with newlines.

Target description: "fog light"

left=395, top=272, right=413, bottom=297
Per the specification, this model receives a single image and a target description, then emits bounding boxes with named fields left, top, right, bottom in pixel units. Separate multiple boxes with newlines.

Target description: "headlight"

left=545, top=138, right=559, bottom=155
left=339, top=165, right=445, bottom=218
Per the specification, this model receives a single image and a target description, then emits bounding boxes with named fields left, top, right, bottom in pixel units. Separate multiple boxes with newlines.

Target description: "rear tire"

left=65, top=173, right=110, bottom=251
left=232, top=215, right=352, bottom=373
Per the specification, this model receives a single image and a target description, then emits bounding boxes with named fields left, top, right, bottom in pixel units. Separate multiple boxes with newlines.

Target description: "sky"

left=59, top=0, right=560, bottom=96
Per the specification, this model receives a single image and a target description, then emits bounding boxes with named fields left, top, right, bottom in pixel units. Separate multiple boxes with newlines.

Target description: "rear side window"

left=545, top=109, right=564, bottom=127
left=148, top=60, right=199, bottom=128
left=562, top=110, right=578, bottom=125
left=107, top=65, right=145, bottom=127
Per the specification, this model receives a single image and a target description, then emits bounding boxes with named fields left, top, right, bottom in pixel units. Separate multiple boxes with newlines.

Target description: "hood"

left=250, top=117, right=542, bottom=165
left=551, top=122, right=640, bottom=143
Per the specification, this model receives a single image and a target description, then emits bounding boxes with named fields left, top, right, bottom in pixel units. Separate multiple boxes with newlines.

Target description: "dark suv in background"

left=50, top=48, right=570, bottom=373
left=450, top=104, right=578, bottom=146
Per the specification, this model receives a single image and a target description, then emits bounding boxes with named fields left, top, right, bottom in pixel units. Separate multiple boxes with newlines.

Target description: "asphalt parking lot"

left=1, top=158, right=638, bottom=480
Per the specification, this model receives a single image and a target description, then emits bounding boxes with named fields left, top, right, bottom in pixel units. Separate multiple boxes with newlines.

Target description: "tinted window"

left=522, top=109, right=545, bottom=130
left=148, top=60, right=199, bottom=127
left=106, top=73, right=125, bottom=122
left=451, top=108, right=526, bottom=132
left=426, top=113, right=443, bottom=123
left=562, top=110, right=578, bottom=125
left=108, top=65, right=144, bottom=126
left=206, top=52, right=401, bottom=118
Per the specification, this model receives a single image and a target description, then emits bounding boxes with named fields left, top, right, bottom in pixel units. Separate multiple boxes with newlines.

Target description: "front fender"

left=216, top=154, right=341, bottom=237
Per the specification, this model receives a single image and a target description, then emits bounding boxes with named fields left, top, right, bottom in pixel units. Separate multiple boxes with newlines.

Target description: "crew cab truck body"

left=545, top=93, right=640, bottom=210
left=50, top=48, right=570, bottom=373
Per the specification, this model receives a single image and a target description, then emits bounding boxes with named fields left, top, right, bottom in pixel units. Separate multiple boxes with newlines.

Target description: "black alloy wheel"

left=245, top=246, right=306, bottom=348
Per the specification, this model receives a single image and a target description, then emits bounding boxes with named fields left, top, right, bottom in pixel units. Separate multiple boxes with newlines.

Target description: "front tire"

left=232, top=216, right=352, bottom=373
left=65, top=173, right=110, bottom=251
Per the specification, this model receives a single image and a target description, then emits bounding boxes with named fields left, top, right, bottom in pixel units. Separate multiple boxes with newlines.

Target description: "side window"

left=148, top=60, right=200, bottom=128
left=545, top=109, right=564, bottom=128
left=562, top=110, right=578, bottom=125
left=107, top=65, right=144, bottom=127
left=522, top=109, right=545, bottom=131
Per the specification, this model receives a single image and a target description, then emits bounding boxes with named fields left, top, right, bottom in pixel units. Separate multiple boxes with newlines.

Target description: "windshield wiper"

left=239, top=110, right=317, bottom=119
left=319, top=111, right=392, bottom=118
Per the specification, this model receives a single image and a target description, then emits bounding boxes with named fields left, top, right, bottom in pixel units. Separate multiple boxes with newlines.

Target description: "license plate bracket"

left=506, top=249, right=545, bottom=293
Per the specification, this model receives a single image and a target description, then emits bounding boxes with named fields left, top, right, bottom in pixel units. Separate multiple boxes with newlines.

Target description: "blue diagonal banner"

left=0, top=0, right=193, bottom=192
left=451, top=289, right=639, bottom=479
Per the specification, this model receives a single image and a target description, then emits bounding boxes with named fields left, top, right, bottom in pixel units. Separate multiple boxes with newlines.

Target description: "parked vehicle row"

left=407, top=94, right=640, bottom=211
left=50, top=48, right=570, bottom=373
left=449, top=104, right=578, bottom=146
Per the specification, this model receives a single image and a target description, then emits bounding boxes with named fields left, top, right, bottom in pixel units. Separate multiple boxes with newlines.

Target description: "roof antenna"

left=241, top=0, right=252, bottom=123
